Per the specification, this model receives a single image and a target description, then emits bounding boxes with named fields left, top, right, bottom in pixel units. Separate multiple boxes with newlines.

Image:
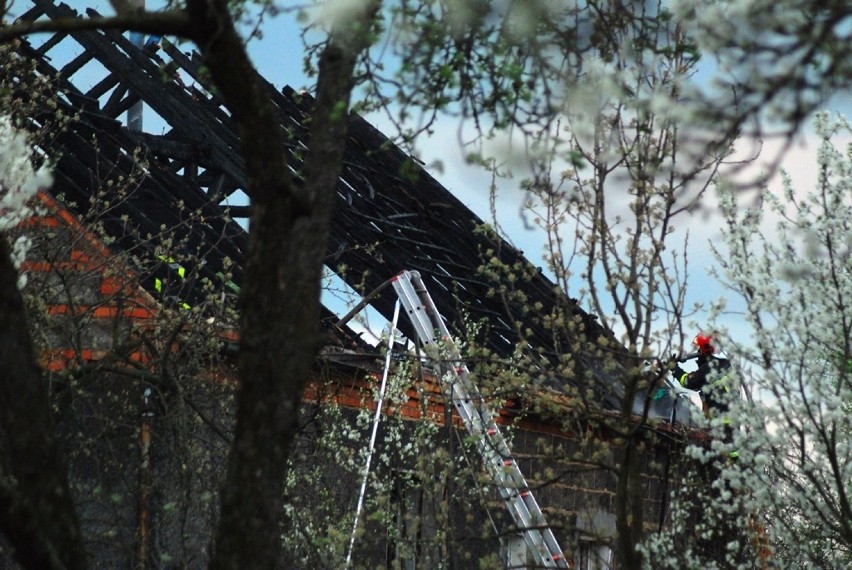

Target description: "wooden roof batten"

left=11, top=0, right=703, bottom=422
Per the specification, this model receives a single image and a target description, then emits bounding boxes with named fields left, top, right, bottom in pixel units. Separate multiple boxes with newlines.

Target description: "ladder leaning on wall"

left=391, top=270, right=568, bottom=569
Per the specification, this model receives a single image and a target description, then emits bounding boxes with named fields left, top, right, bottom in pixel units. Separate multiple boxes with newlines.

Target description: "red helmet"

left=693, top=333, right=715, bottom=355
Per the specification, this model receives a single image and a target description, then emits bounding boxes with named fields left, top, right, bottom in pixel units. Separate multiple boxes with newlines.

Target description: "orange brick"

left=36, top=192, right=113, bottom=259
left=45, top=359, right=65, bottom=372
left=20, top=261, right=52, bottom=272
left=92, top=306, right=119, bottom=318
left=41, top=348, right=107, bottom=371
left=18, top=216, right=60, bottom=228
left=69, top=250, right=92, bottom=263
left=220, top=329, right=240, bottom=342
left=128, top=351, right=151, bottom=364
left=125, top=307, right=155, bottom=319
left=47, top=304, right=72, bottom=315
left=100, top=276, right=123, bottom=296
left=89, top=306, right=153, bottom=319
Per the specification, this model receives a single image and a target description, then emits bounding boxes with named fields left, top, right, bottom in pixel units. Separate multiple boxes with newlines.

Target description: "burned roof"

left=7, top=0, right=707, bottom=423
left=14, top=0, right=607, bottom=353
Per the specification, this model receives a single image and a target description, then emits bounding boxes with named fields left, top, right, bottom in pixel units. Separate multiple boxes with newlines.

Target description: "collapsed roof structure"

left=11, top=0, right=694, bottom=423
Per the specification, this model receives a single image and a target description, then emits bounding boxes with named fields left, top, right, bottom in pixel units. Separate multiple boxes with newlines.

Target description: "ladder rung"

left=391, top=270, right=567, bottom=569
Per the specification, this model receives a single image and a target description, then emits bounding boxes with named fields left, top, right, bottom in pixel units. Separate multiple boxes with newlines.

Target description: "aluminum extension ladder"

left=391, top=270, right=568, bottom=569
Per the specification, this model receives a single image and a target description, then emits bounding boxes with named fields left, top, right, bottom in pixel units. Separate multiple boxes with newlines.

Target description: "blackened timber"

left=47, top=98, right=249, bottom=293
left=101, top=84, right=131, bottom=118
left=59, top=50, right=93, bottom=79
left=22, top=0, right=619, bottom=375
left=43, top=5, right=247, bottom=194
left=196, top=172, right=239, bottom=199
left=127, top=132, right=208, bottom=163
left=34, top=29, right=65, bottom=56
left=17, top=40, right=94, bottom=110
left=16, top=4, right=44, bottom=22
left=222, top=206, right=250, bottom=218
left=86, top=73, right=121, bottom=101
left=352, top=213, right=431, bottom=235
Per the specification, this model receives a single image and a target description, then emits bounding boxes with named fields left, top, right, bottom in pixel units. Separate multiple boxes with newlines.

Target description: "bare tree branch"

left=0, top=12, right=191, bottom=44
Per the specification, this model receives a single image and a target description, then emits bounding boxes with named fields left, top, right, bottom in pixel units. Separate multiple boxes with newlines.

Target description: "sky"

left=26, top=1, right=852, bottom=355
left=233, top=1, right=851, bottom=354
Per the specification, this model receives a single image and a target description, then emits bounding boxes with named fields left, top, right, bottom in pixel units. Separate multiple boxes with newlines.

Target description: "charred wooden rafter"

left=15, top=0, right=623, bottom=393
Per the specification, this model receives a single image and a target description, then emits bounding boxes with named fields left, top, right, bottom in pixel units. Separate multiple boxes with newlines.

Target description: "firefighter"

left=154, top=254, right=191, bottom=310
left=675, top=333, right=738, bottom=460
left=674, top=333, right=733, bottom=417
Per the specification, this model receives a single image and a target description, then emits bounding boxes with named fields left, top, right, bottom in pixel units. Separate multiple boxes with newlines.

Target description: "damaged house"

left=0, top=1, right=708, bottom=568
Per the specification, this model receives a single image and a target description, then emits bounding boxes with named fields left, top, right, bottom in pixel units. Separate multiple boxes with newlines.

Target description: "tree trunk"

left=614, top=435, right=645, bottom=569
left=0, top=236, right=86, bottom=570
left=185, top=1, right=379, bottom=567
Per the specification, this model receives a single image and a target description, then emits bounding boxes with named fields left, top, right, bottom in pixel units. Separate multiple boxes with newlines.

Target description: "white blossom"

left=709, top=112, right=852, bottom=566
left=0, top=114, right=53, bottom=288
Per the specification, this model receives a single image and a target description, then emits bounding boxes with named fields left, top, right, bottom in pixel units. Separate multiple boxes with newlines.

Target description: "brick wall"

left=7, top=192, right=234, bottom=568
left=8, top=194, right=679, bottom=568
left=19, top=192, right=158, bottom=370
